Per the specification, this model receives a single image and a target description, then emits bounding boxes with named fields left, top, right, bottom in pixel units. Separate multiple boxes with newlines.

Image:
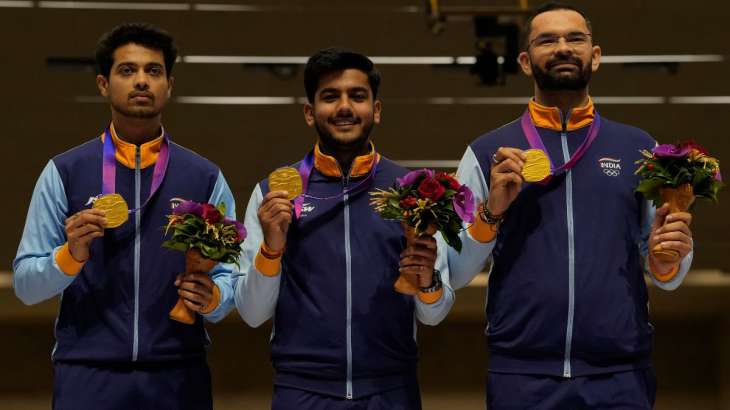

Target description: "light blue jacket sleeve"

left=414, top=233, right=455, bottom=325
left=448, top=146, right=497, bottom=290
left=234, top=184, right=281, bottom=327
left=201, top=170, right=242, bottom=323
left=639, top=199, right=693, bottom=291
left=13, top=161, right=76, bottom=305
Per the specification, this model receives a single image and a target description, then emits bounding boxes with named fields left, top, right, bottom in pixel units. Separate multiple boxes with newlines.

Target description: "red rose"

left=201, top=203, right=222, bottom=223
left=436, top=172, right=460, bottom=189
left=399, top=196, right=418, bottom=209
left=418, top=177, right=446, bottom=201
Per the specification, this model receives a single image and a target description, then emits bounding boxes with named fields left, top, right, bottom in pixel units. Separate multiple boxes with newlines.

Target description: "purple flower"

left=652, top=140, right=710, bottom=158
left=173, top=200, right=204, bottom=216
left=715, top=170, right=723, bottom=182
left=225, top=217, right=247, bottom=241
left=397, top=169, right=434, bottom=187
left=453, top=185, right=475, bottom=224
left=652, top=143, right=690, bottom=158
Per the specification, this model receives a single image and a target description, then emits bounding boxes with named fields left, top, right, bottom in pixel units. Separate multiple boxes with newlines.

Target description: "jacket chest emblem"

left=598, top=157, right=622, bottom=177
left=300, top=202, right=315, bottom=217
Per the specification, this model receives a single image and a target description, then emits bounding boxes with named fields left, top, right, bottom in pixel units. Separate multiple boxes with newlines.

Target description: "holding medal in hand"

left=444, top=4, right=695, bottom=408
left=13, top=23, right=239, bottom=410
left=234, top=49, right=454, bottom=408
left=64, top=208, right=107, bottom=263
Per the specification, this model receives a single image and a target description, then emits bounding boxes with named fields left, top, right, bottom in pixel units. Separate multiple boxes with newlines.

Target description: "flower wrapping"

left=371, top=169, right=475, bottom=252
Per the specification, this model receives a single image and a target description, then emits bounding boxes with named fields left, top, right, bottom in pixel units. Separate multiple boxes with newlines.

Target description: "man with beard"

left=13, top=23, right=238, bottom=409
left=447, top=3, right=693, bottom=409
left=235, top=48, right=454, bottom=409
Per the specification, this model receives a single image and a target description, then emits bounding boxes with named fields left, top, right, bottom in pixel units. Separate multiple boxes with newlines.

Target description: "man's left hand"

left=175, top=273, right=216, bottom=312
left=649, top=203, right=693, bottom=272
left=399, top=236, right=438, bottom=288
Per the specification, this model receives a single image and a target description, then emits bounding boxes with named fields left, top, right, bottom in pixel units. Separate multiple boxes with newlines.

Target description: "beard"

left=532, top=55, right=592, bottom=91
left=314, top=115, right=375, bottom=152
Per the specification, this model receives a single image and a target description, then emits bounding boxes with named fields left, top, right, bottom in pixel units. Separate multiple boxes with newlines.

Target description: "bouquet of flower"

left=635, top=140, right=722, bottom=208
left=163, top=200, right=246, bottom=265
left=163, top=200, right=246, bottom=324
left=371, top=169, right=474, bottom=294
left=635, top=140, right=722, bottom=262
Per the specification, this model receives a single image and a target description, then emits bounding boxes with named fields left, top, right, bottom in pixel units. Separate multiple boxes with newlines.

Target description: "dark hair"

left=304, top=48, right=381, bottom=103
left=523, top=2, right=593, bottom=49
left=95, top=23, right=178, bottom=78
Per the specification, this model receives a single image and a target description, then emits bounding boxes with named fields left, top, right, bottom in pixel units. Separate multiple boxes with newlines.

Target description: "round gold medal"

left=93, top=193, right=129, bottom=228
left=269, top=167, right=303, bottom=200
left=521, top=149, right=551, bottom=183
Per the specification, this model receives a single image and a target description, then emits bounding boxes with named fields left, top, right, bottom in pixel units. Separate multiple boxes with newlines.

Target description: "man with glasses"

left=448, top=2, right=693, bottom=408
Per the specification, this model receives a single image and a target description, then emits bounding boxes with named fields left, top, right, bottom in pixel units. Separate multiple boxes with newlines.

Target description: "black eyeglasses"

left=529, top=32, right=592, bottom=49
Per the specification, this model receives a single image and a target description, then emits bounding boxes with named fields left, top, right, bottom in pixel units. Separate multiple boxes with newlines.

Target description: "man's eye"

left=538, top=37, right=557, bottom=46
left=119, top=67, right=133, bottom=75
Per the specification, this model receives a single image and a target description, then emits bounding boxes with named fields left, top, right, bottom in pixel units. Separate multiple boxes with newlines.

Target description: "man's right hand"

left=486, top=147, right=527, bottom=216
left=65, top=208, right=107, bottom=262
left=258, top=191, right=293, bottom=253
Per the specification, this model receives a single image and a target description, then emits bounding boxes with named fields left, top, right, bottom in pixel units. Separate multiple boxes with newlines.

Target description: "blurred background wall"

left=1, top=1, right=729, bottom=409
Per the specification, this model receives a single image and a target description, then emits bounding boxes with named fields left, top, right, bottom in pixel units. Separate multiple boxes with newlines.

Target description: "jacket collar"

left=314, top=142, right=378, bottom=178
left=528, top=97, right=594, bottom=131
left=100, top=122, right=164, bottom=169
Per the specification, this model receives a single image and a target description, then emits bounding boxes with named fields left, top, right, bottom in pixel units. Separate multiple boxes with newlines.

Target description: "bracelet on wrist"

left=420, top=269, right=443, bottom=293
left=479, top=202, right=504, bottom=225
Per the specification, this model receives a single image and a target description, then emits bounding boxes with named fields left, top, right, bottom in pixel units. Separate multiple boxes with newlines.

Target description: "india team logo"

left=599, top=157, right=622, bottom=177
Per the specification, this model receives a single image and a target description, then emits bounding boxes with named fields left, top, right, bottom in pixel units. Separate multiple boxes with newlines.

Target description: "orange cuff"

left=649, top=257, right=680, bottom=282
left=417, top=288, right=444, bottom=304
left=255, top=244, right=282, bottom=277
left=55, top=243, right=85, bottom=276
left=468, top=214, right=498, bottom=243
left=200, top=284, right=221, bottom=314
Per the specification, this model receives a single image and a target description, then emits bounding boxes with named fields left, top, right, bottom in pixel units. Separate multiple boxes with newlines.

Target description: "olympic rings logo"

left=603, top=168, right=620, bottom=177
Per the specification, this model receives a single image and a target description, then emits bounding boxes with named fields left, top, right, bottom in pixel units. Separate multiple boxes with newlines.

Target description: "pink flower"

left=453, top=185, right=475, bottom=223
left=397, top=169, right=434, bottom=188
left=652, top=143, right=691, bottom=158
left=652, top=140, right=708, bottom=158
left=224, top=217, right=247, bottom=241
left=173, top=200, right=203, bottom=216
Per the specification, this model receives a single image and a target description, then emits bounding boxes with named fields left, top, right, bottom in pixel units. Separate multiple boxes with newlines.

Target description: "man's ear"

left=96, top=74, right=109, bottom=97
left=167, top=75, right=174, bottom=97
left=591, top=45, right=601, bottom=73
left=303, top=103, right=315, bottom=127
left=518, top=51, right=533, bottom=77
left=373, top=100, right=382, bottom=125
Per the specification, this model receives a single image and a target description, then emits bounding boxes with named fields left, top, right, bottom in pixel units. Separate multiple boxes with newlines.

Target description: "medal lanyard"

left=102, top=127, right=170, bottom=213
left=293, top=148, right=380, bottom=219
left=520, top=109, right=601, bottom=176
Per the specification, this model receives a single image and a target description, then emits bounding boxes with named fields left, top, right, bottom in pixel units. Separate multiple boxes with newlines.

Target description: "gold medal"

left=521, top=149, right=551, bottom=183
left=93, top=193, right=129, bottom=228
left=269, top=167, right=303, bottom=200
